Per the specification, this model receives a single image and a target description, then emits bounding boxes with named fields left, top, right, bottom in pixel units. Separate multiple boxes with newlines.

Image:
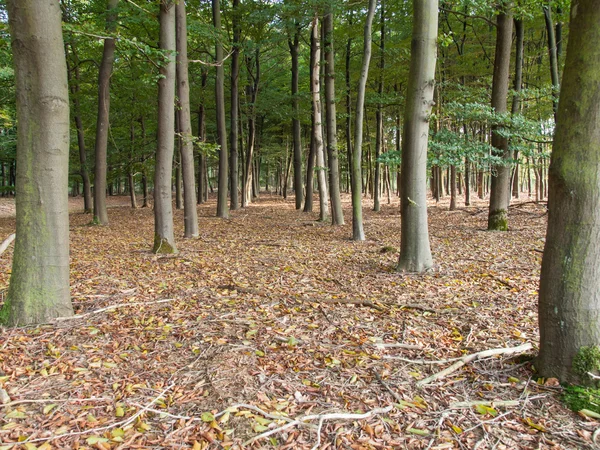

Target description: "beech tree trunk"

left=487, top=8, right=513, bottom=231
left=311, top=17, right=329, bottom=222
left=351, top=0, right=377, bottom=241
left=93, top=0, right=118, bottom=226
left=243, top=50, right=260, bottom=207
left=543, top=6, right=560, bottom=121
left=153, top=1, right=177, bottom=254
left=374, top=0, right=385, bottom=213
left=511, top=18, right=524, bottom=199
left=289, top=26, right=303, bottom=210
left=229, top=0, right=240, bottom=210
left=1, top=0, right=73, bottom=325
left=175, top=0, right=199, bottom=237
left=213, top=0, right=229, bottom=218
left=397, top=0, right=438, bottom=273
left=323, top=12, right=344, bottom=225
left=537, top=0, right=600, bottom=383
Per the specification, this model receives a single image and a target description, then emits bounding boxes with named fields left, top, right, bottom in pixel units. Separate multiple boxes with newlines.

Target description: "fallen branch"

left=449, top=400, right=520, bottom=409
left=243, top=405, right=393, bottom=446
left=55, top=298, right=176, bottom=321
left=1, top=397, right=112, bottom=408
left=0, top=233, right=15, bottom=256
left=317, top=297, right=386, bottom=311
left=416, top=343, right=533, bottom=387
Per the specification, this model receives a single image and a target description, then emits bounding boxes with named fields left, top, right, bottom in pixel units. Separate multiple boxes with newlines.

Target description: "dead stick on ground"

left=416, top=343, right=533, bottom=387
left=55, top=298, right=176, bottom=321
left=0, top=233, right=15, bottom=256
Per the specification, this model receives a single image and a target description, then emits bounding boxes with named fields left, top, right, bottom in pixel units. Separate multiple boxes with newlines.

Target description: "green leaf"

left=201, top=412, right=215, bottom=422
left=43, top=404, right=57, bottom=415
left=407, top=427, right=429, bottom=436
left=86, top=436, right=109, bottom=445
left=6, top=409, right=26, bottom=419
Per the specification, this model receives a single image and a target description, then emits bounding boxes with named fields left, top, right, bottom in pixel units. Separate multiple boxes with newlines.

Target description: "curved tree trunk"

left=2, top=0, right=73, bottom=325
left=537, top=0, right=600, bottom=383
left=487, top=8, right=513, bottom=231
left=324, top=12, right=344, bottom=225
left=93, top=0, right=119, bottom=226
left=397, top=0, right=438, bottom=273
left=351, top=0, right=377, bottom=241
left=213, top=0, right=229, bottom=218
left=175, top=0, right=199, bottom=237
left=153, top=0, right=177, bottom=254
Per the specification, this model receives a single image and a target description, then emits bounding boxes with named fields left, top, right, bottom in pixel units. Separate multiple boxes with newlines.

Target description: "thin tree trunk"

left=93, top=0, right=119, bottom=226
left=449, top=165, right=457, bottom=211
left=345, top=16, right=353, bottom=192
left=176, top=0, right=199, bottom=237
left=243, top=50, right=260, bottom=207
left=2, top=0, right=73, bottom=325
left=374, top=0, right=385, bottom=212
left=397, top=0, right=438, bottom=273
left=487, top=7, right=513, bottom=231
left=543, top=6, right=560, bottom=121
left=351, top=0, right=376, bottom=241
left=129, top=121, right=137, bottom=209
left=153, top=1, right=177, bottom=254
left=213, top=0, right=228, bottom=218
left=304, top=113, right=316, bottom=213
left=229, top=0, right=240, bottom=210
left=289, top=25, right=303, bottom=210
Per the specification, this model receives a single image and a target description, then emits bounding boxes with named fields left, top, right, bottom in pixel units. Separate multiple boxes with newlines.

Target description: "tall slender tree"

left=176, top=0, right=199, bottom=238
left=351, top=0, right=377, bottom=241
left=397, top=0, right=438, bottom=272
left=537, top=0, right=600, bottom=383
left=288, top=24, right=303, bottom=210
left=153, top=0, right=177, bottom=253
left=373, top=0, right=385, bottom=212
left=93, top=0, right=119, bottom=226
left=1, top=0, right=73, bottom=325
left=213, top=0, right=229, bottom=218
left=230, top=0, right=241, bottom=210
left=487, top=6, right=513, bottom=231
left=323, top=11, right=344, bottom=225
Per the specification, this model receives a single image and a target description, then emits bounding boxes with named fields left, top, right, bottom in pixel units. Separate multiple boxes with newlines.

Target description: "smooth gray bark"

left=537, top=0, right=600, bottom=383
left=153, top=1, right=177, bottom=254
left=397, top=0, right=437, bottom=272
left=213, top=0, right=229, bottom=218
left=176, top=0, right=199, bottom=237
left=242, top=50, right=260, bottom=207
left=1, top=0, right=73, bottom=325
left=351, top=0, right=377, bottom=241
left=230, top=0, right=241, bottom=210
left=324, top=12, right=344, bottom=225
left=487, top=8, right=513, bottom=231
left=373, top=0, right=385, bottom=212
left=93, top=0, right=118, bottom=226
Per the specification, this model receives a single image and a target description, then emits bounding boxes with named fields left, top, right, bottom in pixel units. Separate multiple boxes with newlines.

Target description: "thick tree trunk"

left=537, top=0, right=600, bottom=383
left=289, top=26, right=303, bottom=210
left=153, top=1, right=177, bottom=254
left=213, top=0, right=229, bottom=218
left=351, top=0, right=377, bottom=241
left=175, top=0, right=199, bottom=237
left=229, top=0, right=240, bottom=210
left=397, top=0, right=438, bottom=273
left=487, top=8, right=513, bottom=231
left=374, top=0, right=385, bottom=213
left=311, top=17, right=329, bottom=222
left=2, top=0, right=73, bottom=325
left=93, top=0, right=118, bottom=226
left=324, top=12, right=344, bottom=225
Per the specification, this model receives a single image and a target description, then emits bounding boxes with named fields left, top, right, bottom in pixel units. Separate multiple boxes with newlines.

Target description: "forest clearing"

left=1, top=194, right=595, bottom=450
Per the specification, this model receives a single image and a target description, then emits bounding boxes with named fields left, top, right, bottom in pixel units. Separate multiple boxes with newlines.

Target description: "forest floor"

left=0, top=192, right=596, bottom=450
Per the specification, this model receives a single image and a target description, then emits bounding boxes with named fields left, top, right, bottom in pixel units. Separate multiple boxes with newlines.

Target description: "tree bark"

left=176, top=0, right=199, bottom=237
left=449, top=165, right=457, bottom=211
left=213, top=0, right=229, bottom=218
left=242, top=50, right=260, bottom=207
left=323, top=12, right=344, bottom=225
left=229, top=0, right=240, bottom=210
left=345, top=16, right=353, bottom=193
left=374, top=0, right=385, bottom=212
left=289, top=25, right=303, bottom=210
left=93, top=0, right=119, bottom=226
left=511, top=18, right=524, bottom=199
left=351, top=0, right=377, bottom=241
left=1, top=0, right=73, bottom=325
left=397, top=0, right=438, bottom=273
left=153, top=1, right=177, bottom=254
left=537, top=0, right=600, bottom=383
left=487, top=7, right=513, bottom=231
left=543, top=6, right=560, bottom=122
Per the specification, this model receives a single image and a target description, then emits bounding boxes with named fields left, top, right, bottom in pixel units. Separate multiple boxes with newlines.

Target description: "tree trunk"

left=153, top=1, right=177, bottom=254
left=537, top=0, right=600, bottom=383
left=229, top=0, right=240, bottom=210
left=213, top=0, right=229, bottom=218
left=243, top=50, right=260, bottom=207
left=374, top=0, right=385, bottom=212
left=289, top=25, right=303, bottom=210
left=543, top=6, right=560, bottom=122
left=487, top=8, right=513, bottom=231
left=93, top=0, right=118, bottom=226
left=449, top=165, right=457, bottom=211
left=1, top=0, right=73, bottom=325
left=304, top=112, right=316, bottom=213
left=345, top=17, right=353, bottom=193
left=197, top=71, right=208, bottom=204
left=397, top=0, right=438, bottom=273
left=351, top=0, right=377, bottom=241
left=176, top=0, right=199, bottom=237
left=311, top=17, right=329, bottom=222
left=323, top=12, right=344, bottom=225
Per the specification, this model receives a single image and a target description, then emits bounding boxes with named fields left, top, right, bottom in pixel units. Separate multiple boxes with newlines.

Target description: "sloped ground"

left=0, top=193, right=596, bottom=449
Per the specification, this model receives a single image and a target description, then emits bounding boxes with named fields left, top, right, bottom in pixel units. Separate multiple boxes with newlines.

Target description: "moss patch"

left=488, top=209, right=508, bottom=231
left=153, top=234, right=177, bottom=254
left=563, top=384, right=600, bottom=415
